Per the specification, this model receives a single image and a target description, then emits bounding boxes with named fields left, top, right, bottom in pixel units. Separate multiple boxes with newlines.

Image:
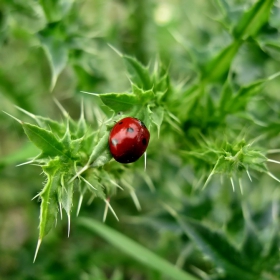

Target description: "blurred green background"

left=1, top=0, right=280, bottom=279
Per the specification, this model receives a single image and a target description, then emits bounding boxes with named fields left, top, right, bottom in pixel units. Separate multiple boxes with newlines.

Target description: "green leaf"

left=176, top=216, right=260, bottom=280
left=219, top=80, right=234, bottom=113
left=84, top=175, right=106, bottom=200
left=5, top=0, right=47, bottom=33
left=230, top=79, right=265, bottom=113
left=132, top=84, right=154, bottom=103
left=233, top=0, right=274, bottom=40
left=88, top=130, right=111, bottom=165
left=97, top=92, right=139, bottom=113
left=123, top=55, right=152, bottom=90
left=39, top=159, right=60, bottom=239
left=22, top=123, right=65, bottom=157
left=60, top=173, right=74, bottom=236
left=79, top=217, right=199, bottom=280
left=91, top=149, right=112, bottom=168
left=60, top=173, right=73, bottom=216
left=201, top=41, right=241, bottom=83
left=150, top=106, right=164, bottom=137
left=39, top=35, right=68, bottom=91
left=39, top=0, right=74, bottom=22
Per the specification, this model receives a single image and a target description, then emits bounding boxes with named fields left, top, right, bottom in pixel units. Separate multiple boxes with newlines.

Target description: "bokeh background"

left=1, top=0, right=280, bottom=279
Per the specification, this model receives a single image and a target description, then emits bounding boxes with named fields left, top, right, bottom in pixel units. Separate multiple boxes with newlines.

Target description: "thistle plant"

left=1, top=0, right=280, bottom=279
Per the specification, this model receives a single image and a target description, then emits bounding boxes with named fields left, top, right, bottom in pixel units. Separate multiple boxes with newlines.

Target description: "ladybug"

left=109, top=117, right=150, bottom=163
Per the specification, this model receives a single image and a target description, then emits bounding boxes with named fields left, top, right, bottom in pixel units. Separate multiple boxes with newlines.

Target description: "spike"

left=103, top=198, right=109, bottom=222
left=267, top=158, right=280, bottom=165
left=53, top=98, right=69, bottom=118
left=16, top=160, right=34, bottom=167
left=246, top=169, right=252, bottom=182
left=67, top=213, right=71, bottom=238
left=80, top=176, right=97, bottom=190
left=59, top=202, right=63, bottom=220
left=230, top=177, right=235, bottom=192
left=107, top=44, right=123, bottom=57
left=69, top=164, right=89, bottom=183
left=267, top=172, right=280, bottom=183
left=31, top=193, right=41, bottom=201
left=108, top=179, right=123, bottom=190
left=267, top=149, right=280, bottom=154
left=103, top=198, right=119, bottom=221
left=130, top=190, right=141, bottom=211
left=144, top=151, right=147, bottom=171
left=2, top=111, right=23, bottom=124
left=80, top=91, right=99, bottom=96
left=238, top=178, right=243, bottom=195
left=33, top=239, right=42, bottom=263
left=76, top=194, right=83, bottom=217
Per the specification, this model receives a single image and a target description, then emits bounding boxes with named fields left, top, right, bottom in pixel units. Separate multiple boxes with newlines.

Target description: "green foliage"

left=1, top=0, right=280, bottom=279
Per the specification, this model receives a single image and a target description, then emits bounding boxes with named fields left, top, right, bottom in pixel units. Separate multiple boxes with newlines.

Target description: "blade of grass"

left=79, top=217, right=198, bottom=280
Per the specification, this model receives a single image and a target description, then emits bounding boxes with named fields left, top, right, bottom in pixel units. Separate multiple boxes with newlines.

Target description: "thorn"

left=107, top=44, right=123, bottom=57
left=267, top=158, right=280, bottom=165
left=53, top=98, right=69, bottom=118
left=109, top=179, right=123, bottom=190
left=59, top=202, right=63, bottom=220
left=230, top=177, right=235, bottom=192
left=31, top=193, right=41, bottom=201
left=246, top=170, right=252, bottom=182
left=69, top=165, right=89, bottom=183
left=103, top=198, right=119, bottom=221
left=80, top=91, right=99, bottom=96
left=268, top=71, right=280, bottom=81
left=202, top=171, right=214, bottom=190
left=238, top=178, right=243, bottom=195
left=130, top=190, right=141, bottom=211
left=67, top=213, right=71, bottom=238
left=33, top=239, right=42, bottom=263
left=141, top=171, right=155, bottom=192
left=144, top=151, right=147, bottom=171
left=267, top=149, right=280, bottom=154
left=76, top=194, right=83, bottom=217
left=2, top=111, right=23, bottom=124
left=267, top=172, right=280, bottom=183
left=202, top=157, right=222, bottom=190
left=14, top=105, right=36, bottom=118
left=16, top=160, right=34, bottom=167
left=103, top=197, right=109, bottom=222
left=80, top=98, right=84, bottom=119
left=80, top=176, right=97, bottom=190
left=160, top=202, right=178, bottom=218
left=87, top=194, right=95, bottom=205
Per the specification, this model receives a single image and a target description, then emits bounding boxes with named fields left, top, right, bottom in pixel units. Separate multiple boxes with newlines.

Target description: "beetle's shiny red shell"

left=109, top=117, right=150, bottom=163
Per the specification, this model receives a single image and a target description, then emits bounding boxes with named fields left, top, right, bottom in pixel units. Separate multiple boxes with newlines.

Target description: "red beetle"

left=109, top=117, right=150, bottom=163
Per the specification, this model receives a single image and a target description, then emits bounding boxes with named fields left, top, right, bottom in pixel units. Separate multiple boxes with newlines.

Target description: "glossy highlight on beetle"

left=109, top=117, right=150, bottom=163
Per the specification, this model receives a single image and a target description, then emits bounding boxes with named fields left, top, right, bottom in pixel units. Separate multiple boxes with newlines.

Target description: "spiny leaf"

left=60, top=173, right=74, bottom=237
left=201, top=41, right=241, bottom=83
left=233, top=0, right=275, bottom=40
left=123, top=55, right=152, bottom=90
left=150, top=106, right=164, bottom=138
left=96, top=92, right=140, bottom=113
left=39, top=34, right=68, bottom=91
left=175, top=216, right=260, bottom=280
left=40, top=0, right=74, bottom=23
left=88, top=130, right=111, bottom=165
left=39, top=159, right=60, bottom=240
left=22, top=122, right=69, bottom=158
